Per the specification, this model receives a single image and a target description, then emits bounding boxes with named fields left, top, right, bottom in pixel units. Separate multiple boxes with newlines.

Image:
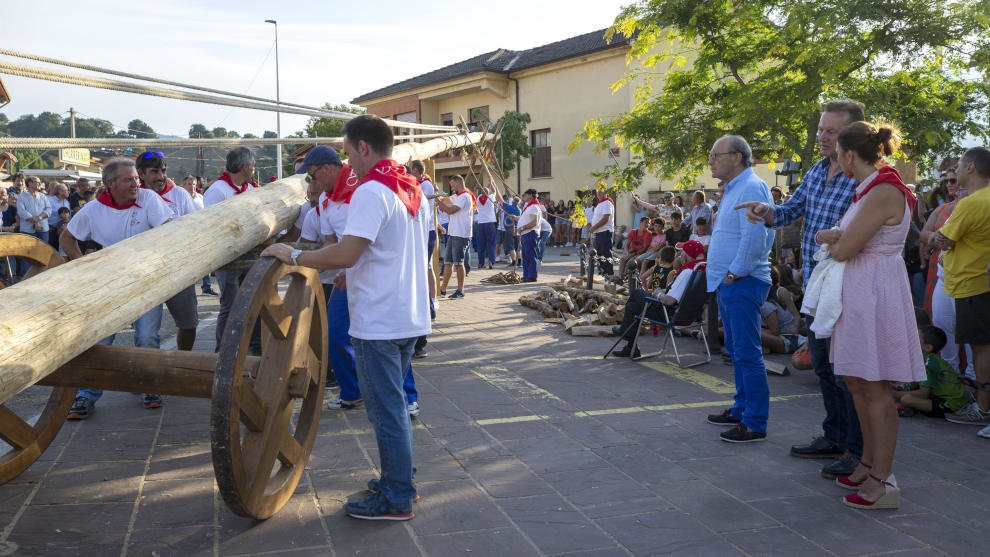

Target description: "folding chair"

left=606, top=269, right=711, bottom=367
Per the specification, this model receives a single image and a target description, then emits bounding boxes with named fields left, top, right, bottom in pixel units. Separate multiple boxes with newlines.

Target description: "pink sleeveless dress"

left=830, top=171, right=925, bottom=382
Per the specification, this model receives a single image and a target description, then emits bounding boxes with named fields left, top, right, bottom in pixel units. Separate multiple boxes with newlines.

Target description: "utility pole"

left=196, top=132, right=204, bottom=178
left=69, top=107, right=76, bottom=138
left=265, top=19, right=282, bottom=180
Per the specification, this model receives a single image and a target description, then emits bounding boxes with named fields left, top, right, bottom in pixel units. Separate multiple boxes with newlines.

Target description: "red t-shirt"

left=627, top=228, right=651, bottom=252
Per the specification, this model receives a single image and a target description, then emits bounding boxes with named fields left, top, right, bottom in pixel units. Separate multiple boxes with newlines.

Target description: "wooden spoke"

left=212, top=257, right=327, bottom=519
left=0, top=234, right=72, bottom=485
left=0, top=406, right=38, bottom=450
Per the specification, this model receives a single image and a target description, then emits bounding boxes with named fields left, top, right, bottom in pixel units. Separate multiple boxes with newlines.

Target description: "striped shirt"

left=772, top=157, right=857, bottom=288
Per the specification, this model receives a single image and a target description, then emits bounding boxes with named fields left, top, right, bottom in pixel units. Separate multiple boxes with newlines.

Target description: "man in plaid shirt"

left=736, top=99, right=866, bottom=480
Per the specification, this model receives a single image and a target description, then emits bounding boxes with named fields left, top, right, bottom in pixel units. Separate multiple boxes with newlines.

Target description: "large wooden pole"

left=0, top=132, right=483, bottom=405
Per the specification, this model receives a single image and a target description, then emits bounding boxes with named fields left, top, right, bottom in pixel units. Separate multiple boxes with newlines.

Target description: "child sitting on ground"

left=894, top=325, right=968, bottom=417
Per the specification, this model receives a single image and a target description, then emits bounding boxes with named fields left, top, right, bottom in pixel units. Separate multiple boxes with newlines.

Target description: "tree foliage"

left=305, top=103, right=365, bottom=138
left=573, top=0, right=990, bottom=191
left=468, top=109, right=536, bottom=177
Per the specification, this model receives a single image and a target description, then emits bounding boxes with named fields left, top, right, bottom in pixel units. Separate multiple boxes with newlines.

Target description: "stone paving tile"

left=591, top=445, right=698, bottom=487
left=877, top=512, right=983, bottom=556
left=749, top=495, right=923, bottom=556
left=596, top=510, right=743, bottom=556
left=684, top=456, right=816, bottom=502
left=126, top=525, right=216, bottom=557
left=409, top=478, right=512, bottom=536
left=722, top=526, right=828, bottom=556
left=134, top=478, right=216, bottom=529
left=418, top=528, right=540, bottom=557
left=56, top=425, right=156, bottom=461
left=502, top=436, right=610, bottom=475
left=6, top=502, right=131, bottom=554
left=900, top=483, right=990, bottom=532
left=658, top=479, right=779, bottom=533
left=321, top=504, right=420, bottom=554
left=480, top=419, right=561, bottom=441
left=461, top=457, right=555, bottom=499
left=497, top=494, right=618, bottom=554
left=218, top=498, right=329, bottom=555
left=543, top=466, right=673, bottom=519
left=547, top=416, right=637, bottom=449
left=31, top=459, right=146, bottom=505
left=428, top=425, right=514, bottom=460
left=145, top=442, right=215, bottom=481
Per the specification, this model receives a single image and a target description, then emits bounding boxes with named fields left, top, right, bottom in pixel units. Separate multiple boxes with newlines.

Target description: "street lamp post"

left=265, top=19, right=282, bottom=180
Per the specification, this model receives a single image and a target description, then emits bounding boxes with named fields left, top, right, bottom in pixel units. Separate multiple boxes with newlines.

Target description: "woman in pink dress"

left=816, top=121, right=925, bottom=510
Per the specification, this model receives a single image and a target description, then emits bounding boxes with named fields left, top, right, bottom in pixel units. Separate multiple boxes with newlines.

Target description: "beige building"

left=352, top=28, right=910, bottom=226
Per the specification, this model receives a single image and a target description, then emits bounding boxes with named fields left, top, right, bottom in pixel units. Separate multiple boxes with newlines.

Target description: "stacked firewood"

left=518, top=277, right=629, bottom=336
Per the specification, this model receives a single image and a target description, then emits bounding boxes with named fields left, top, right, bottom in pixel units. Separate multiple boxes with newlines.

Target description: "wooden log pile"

left=518, top=277, right=629, bottom=336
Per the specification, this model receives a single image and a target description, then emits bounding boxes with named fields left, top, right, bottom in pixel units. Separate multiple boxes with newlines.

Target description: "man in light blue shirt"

left=704, top=135, right=775, bottom=443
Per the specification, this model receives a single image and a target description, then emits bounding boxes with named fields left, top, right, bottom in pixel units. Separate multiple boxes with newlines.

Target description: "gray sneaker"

left=325, top=397, right=363, bottom=410
left=944, top=402, right=990, bottom=425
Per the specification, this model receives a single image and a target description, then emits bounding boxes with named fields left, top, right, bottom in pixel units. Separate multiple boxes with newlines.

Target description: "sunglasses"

left=141, top=151, right=164, bottom=158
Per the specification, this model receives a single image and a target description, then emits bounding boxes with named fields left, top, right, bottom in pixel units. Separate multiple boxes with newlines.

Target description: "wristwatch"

left=726, top=272, right=739, bottom=282
left=290, top=249, right=302, bottom=266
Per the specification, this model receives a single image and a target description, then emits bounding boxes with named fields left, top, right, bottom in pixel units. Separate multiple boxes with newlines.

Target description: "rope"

left=0, top=132, right=459, bottom=150
left=0, top=60, right=456, bottom=132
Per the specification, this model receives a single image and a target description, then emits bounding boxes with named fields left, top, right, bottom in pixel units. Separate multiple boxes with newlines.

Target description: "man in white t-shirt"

left=474, top=183, right=499, bottom=269
left=180, top=174, right=217, bottom=295
left=588, top=189, right=616, bottom=276
left=59, top=158, right=173, bottom=418
left=406, top=160, right=437, bottom=319
left=437, top=175, right=474, bottom=299
left=517, top=188, right=542, bottom=282
left=203, top=147, right=260, bottom=352
left=263, top=114, right=428, bottom=521
left=136, top=151, right=200, bottom=352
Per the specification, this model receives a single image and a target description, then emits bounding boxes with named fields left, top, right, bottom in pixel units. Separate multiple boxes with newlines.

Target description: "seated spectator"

left=665, top=211, right=691, bottom=247
left=614, top=225, right=627, bottom=250
left=619, top=218, right=652, bottom=277
left=783, top=248, right=803, bottom=284
left=613, top=241, right=706, bottom=357
left=761, top=267, right=803, bottom=354
left=774, top=263, right=804, bottom=310
left=635, top=218, right=667, bottom=273
left=689, top=216, right=711, bottom=249
left=894, top=326, right=968, bottom=418
left=637, top=245, right=676, bottom=292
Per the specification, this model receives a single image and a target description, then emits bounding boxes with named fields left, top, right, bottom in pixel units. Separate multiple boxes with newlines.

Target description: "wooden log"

left=37, top=345, right=262, bottom=398
left=550, top=284, right=627, bottom=306
left=570, top=325, right=616, bottom=337
left=0, top=132, right=484, bottom=405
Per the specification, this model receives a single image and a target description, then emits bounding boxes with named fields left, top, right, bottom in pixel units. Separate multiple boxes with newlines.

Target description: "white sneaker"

left=407, top=401, right=420, bottom=417
left=979, top=424, right=990, bottom=439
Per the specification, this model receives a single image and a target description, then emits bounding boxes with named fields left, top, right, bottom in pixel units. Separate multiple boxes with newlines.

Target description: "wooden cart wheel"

left=0, top=233, right=76, bottom=484
left=211, top=257, right=327, bottom=519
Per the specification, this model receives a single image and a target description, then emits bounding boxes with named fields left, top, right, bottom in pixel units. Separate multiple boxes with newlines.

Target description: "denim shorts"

left=165, top=284, right=199, bottom=329
left=444, top=235, right=469, bottom=264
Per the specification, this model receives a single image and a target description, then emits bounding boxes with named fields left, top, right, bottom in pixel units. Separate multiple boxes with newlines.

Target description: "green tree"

left=491, top=111, right=536, bottom=177
left=188, top=123, right=213, bottom=138
left=573, top=0, right=990, bottom=191
left=305, top=103, right=365, bottom=138
left=227, top=130, right=240, bottom=138
left=124, top=118, right=157, bottom=138
left=212, top=127, right=228, bottom=138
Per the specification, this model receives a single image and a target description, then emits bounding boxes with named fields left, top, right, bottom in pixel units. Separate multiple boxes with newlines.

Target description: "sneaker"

left=719, top=423, right=766, bottom=443
left=66, top=396, right=95, bottom=420
left=439, top=290, right=447, bottom=297
left=820, top=451, right=859, bottom=479
left=345, top=491, right=413, bottom=521
left=789, top=435, right=844, bottom=459
left=707, top=408, right=740, bottom=426
left=978, top=425, right=990, bottom=439
left=326, top=397, right=363, bottom=410
left=944, top=402, right=990, bottom=425
left=201, top=287, right=219, bottom=296
left=407, top=401, right=420, bottom=417
left=366, top=478, right=420, bottom=501
left=449, top=290, right=464, bottom=299
left=142, top=394, right=163, bottom=409
left=611, top=343, right=641, bottom=358
left=412, top=348, right=428, bottom=359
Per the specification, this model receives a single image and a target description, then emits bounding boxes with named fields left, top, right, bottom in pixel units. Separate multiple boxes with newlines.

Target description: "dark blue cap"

left=296, top=145, right=342, bottom=174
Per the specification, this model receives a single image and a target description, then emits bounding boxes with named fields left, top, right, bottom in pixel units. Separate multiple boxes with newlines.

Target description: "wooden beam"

left=0, top=132, right=484, bottom=405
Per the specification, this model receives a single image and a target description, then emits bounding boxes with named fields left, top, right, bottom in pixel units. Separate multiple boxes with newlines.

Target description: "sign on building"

left=59, top=148, right=90, bottom=167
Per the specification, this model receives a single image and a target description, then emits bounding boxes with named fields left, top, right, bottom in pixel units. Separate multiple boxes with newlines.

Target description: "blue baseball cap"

left=296, top=145, right=342, bottom=174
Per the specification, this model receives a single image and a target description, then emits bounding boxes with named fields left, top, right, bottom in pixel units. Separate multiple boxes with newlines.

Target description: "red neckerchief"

left=354, top=159, right=422, bottom=216
left=141, top=183, right=173, bottom=203
left=217, top=171, right=257, bottom=195
left=97, top=190, right=141, bottom=209
left=600, top=197, right=614, bottom=206
left=329, top=164, right=359, bottom=205
left=853, top=164, right=917, bottom=213
left=523, top=199, right=541, bottom=213
left=479, top=194, right=488, bottom=206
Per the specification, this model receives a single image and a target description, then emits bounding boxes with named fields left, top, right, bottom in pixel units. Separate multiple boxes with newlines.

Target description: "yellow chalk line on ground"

left=317, top=393, right=817, bottom=435
left=635, top=361, right=738, bottom=395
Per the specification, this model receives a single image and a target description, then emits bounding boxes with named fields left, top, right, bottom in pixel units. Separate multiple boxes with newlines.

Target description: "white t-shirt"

left=342, top=181, right=431, bottom=340
left=294, top=203, right=314, bottom=231
left=148, top=184, right=198, bottom=219
left=299, top=208, right=335, bottom=284
left=476, top=194, right=497, bottom=223
left=420, top=178, right=435, bottom=231
left=666, top=267, right=695, bottom=302
left=540, top=216, right=552, bottom=234
left=689, top=233, right=711, bottom=248
left=437, top=209, right=449, bottom=227
left=520, top=201, right=542, bottom=236
left=190, top=191, right=205, bottom=210
left=67, top=189, right=171, bottom=247
left=583, top=207, right=594, bottom=229
left=591, top=199, right=615, bottom=233
left=446, top=191, right=474, bottom=238
left=203, top=178, right=258, bottom=207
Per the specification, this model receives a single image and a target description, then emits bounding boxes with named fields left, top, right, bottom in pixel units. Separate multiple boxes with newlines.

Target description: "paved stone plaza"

left=1, top=249, right=988, bottom=556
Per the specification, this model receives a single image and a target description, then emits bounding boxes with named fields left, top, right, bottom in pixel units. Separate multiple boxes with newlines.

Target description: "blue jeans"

left=352, top=337, right=417, bottom=507
left=537, top=230, right=551, bottom=262
left=593, top=231, right=613, bottom=275
left=717, top=276, right=771, bottom=433
left=202, top=274, right=212, bottom=290
left=806, top=316, right=863, bottom=458
left=521, top=232, right=538, bottom=280
left=330, top=287, right=417, bottom=403
left=24, top=229, right=49, bottom=272
left=477, top=222, right=497, bottom=266
left=78, top=306, right=163, bottom=402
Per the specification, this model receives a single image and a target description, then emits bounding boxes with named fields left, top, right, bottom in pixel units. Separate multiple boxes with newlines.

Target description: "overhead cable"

left=0, top=132, right=460, bottom=150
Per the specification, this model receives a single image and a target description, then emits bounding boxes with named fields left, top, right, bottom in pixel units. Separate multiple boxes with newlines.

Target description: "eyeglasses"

left=708, top=151, right=739, bottom=160
left=141, top=151, right=164, bottom=158
left=306, top=165, right=323, bottom=179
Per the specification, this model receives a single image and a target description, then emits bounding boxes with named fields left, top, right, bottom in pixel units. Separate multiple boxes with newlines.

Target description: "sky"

left=0, top=0, right=629, bottom=139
